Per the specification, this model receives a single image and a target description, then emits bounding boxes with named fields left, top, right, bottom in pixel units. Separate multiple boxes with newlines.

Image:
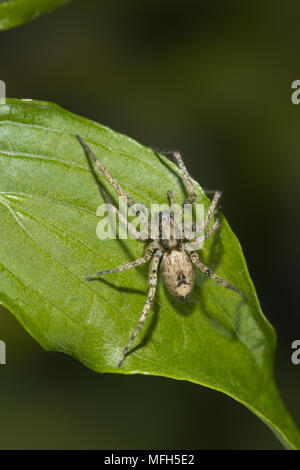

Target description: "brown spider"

left=76, top=135, right=246, bottom=367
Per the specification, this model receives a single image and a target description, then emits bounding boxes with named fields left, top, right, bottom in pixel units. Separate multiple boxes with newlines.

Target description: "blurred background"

left=0, top=0, right=300, bottom=449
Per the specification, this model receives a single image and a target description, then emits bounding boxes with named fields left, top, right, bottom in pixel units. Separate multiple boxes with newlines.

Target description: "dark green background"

left=1, top=0, right=300, bottom=449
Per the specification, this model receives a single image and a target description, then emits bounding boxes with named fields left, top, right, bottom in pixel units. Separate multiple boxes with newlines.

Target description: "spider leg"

left=98, top=184, right=148, bottom=242
left=184, top=218, right=220, bottom=250
left=118, top=250, right=162, bottom=367
left=87, top=242, right=156, bottom=280
left=189, top=251, right=247, bottom=298
left=203, top=217, right=221, bottom=238
left=184, top=191, right=222, bottom=244
left=76, top=134, right=135, bottom=209
left=164, top=151, right=196, bottom=205
left=167, top=190, right=175, bottom=205
left=202, top=191, right=222, bottom=230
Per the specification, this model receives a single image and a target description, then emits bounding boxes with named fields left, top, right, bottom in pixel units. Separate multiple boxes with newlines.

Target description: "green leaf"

left=0, top=0, right=71, bottom=30
left=0, top=98, right=299, bottom=449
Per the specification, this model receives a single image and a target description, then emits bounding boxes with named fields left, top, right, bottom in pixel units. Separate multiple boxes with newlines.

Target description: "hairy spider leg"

left=118, top=250, right=162, bottom=367
left=189, top=251, right=247, bottom=298
left=97, top=184, right=148, bottom=242
left=86, top=242, right=156, bottom=280
left=167, top=190, right=175, bottom=205
left=184, top=218, right=220, bottom=250
left=164, top=150, right=196, bottom=205
left=76, top=134, right=135, bottom=208
left=185, top=190, right=222, bottom=244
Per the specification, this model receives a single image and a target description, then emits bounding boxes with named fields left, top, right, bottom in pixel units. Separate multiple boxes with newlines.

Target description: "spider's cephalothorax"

left=76, top=135, right=246, bottom=367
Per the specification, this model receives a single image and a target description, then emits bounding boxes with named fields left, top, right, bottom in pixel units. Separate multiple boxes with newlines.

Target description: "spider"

left=76, top=135, right=246, bottom=367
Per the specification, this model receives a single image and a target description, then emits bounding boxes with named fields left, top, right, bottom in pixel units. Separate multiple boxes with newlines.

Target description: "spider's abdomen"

left=161, top=250, right=195, bottom=301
